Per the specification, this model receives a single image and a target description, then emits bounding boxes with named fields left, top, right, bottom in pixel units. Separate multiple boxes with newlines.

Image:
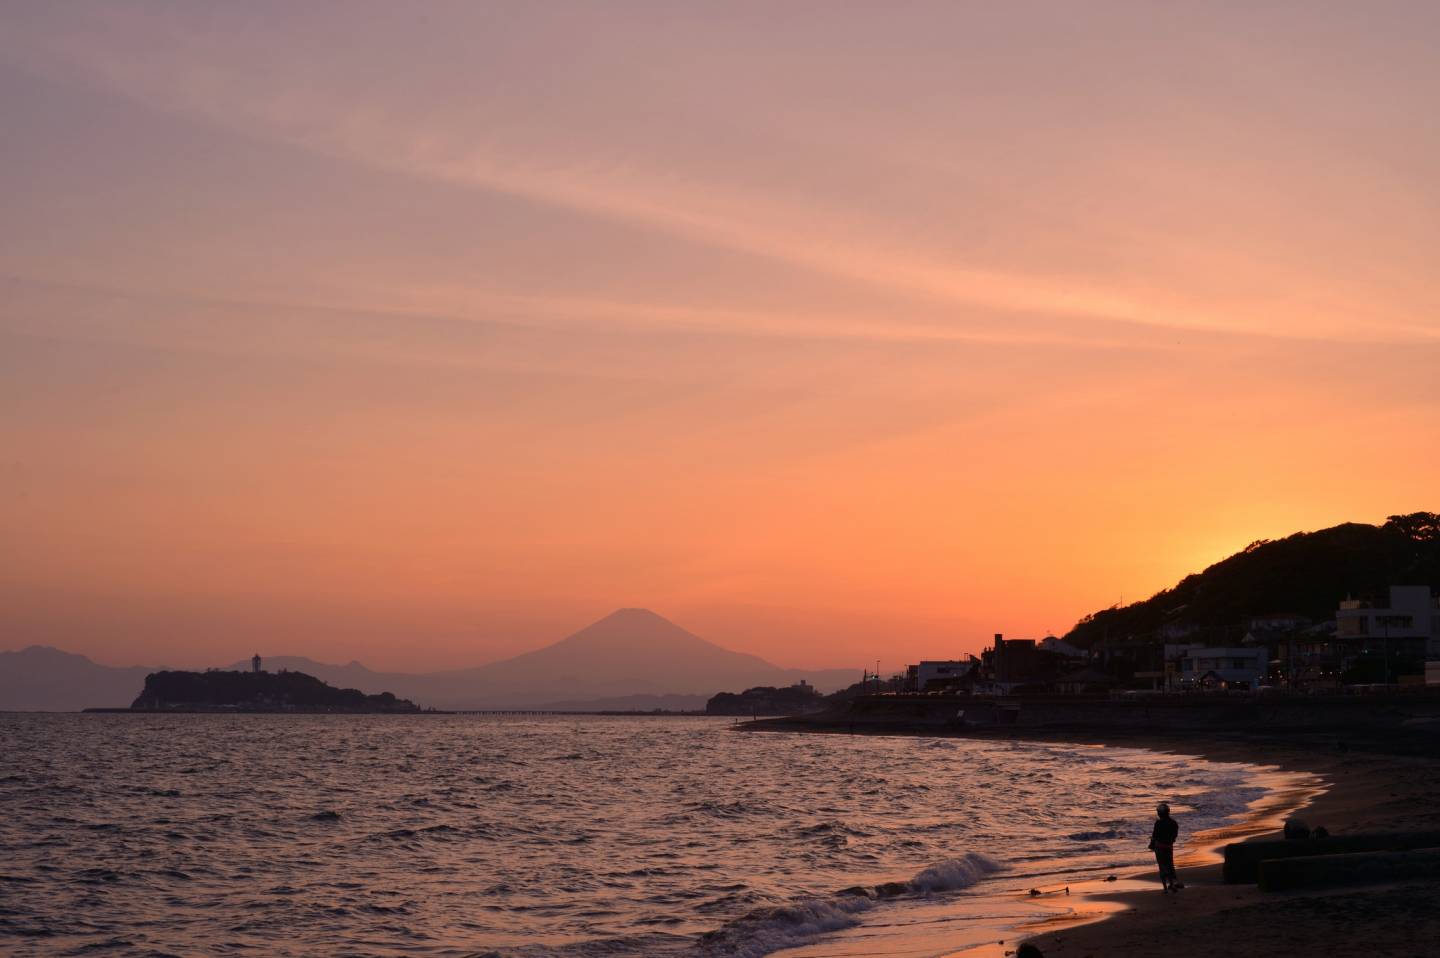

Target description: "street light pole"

left=1383, top=620, right=1390, bottom=686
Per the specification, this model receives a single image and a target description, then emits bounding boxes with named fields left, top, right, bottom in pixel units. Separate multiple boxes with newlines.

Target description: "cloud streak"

left=5, top=10, right=1433, bottom=346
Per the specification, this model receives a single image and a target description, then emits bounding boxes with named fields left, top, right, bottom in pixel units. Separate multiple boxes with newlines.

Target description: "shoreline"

left=761, top=734, right=1309, bottom=958
left=742, top=718, right=1440, bottom=957
left=978, top=756, right=1324, bottom=958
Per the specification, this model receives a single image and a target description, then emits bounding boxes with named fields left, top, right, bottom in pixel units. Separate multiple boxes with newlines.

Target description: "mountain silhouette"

left=2, top=609, right=856, bottom=710
left=217, top=656, right=389, bottom=689
left=399, top=608, right=855, bottom=708
left=0, top=646, right=163, bottom=711
left=455, top=608, right=795, bottom=692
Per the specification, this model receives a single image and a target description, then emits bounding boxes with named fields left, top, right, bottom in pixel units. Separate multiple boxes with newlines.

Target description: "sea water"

left=0, top=713, right=1293, bottom=957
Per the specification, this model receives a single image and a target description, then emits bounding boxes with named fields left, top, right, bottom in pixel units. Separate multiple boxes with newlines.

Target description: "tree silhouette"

left=1063, top=516, right=1440, bottom=650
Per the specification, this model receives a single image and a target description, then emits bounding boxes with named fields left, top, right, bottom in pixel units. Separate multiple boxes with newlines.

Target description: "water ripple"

left=0, top=713, right=1266, bottom=958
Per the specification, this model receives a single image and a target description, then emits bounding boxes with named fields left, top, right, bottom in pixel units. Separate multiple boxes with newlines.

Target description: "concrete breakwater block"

left=1223, top=832, right=1440, bottom=884
left=1258, top=848, right=1440, bottom=892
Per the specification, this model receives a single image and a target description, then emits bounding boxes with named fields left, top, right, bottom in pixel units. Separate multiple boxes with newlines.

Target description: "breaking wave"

left=698, top=853, right=1003, bottom=957
left=2, top=714, right=1286, bottom=958
left=1065, top=828, right=1120, bottom=842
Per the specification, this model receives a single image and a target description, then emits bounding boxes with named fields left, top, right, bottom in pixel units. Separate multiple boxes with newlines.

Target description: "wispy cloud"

left=0, top=269, right=1179, bottom=369
left=5, top=11, right=1433, bottom=347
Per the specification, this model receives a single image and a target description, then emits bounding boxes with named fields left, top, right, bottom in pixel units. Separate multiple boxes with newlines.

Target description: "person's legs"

left=1155, top=848, right=1175, bottom=890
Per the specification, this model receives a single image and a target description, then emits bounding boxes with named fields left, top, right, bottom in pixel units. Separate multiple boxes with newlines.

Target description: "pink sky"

left=2, top=3, right=1437, bottom=672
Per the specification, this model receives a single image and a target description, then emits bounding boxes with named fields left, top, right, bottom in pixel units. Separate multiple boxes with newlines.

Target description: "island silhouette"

left=123, top=667, right=420, bottom=713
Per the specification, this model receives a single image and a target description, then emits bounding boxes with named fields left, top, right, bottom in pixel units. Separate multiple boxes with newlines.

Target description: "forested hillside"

left=1064, top=513, right=1440, bottom=649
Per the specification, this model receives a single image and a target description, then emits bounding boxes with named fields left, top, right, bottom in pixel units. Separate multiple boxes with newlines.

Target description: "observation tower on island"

left=251, top=653, right=262, bottom=674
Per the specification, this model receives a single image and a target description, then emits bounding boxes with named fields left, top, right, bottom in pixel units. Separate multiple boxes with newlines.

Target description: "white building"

left=1248, top=613, right=1310, bottom=632
left=1039, top=636, right=1086, bottom=658
left=1162, top=643, right=1206, bottom=690
left=1337, top=586, right=1440, bottom=656
left=1178, top=647, right=1267, bottom=689
left=914, top=660, right=972, bottom=691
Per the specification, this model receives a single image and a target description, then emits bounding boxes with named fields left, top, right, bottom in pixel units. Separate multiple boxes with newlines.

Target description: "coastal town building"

left=1336, top=586, right=1440, bottom=658
left=1055, top=667, right=1117, bottom=695
left=1177, top=647, right=1266, bottom=690
left=1247, top=613, right=1312, bottom=633
left=987, top=634, right=1040, bottom=683
left=1275, top=624, right=1346, bottom=690
left=1039, top=636, right=1087, bottom=659
left=1162, top=643, right=1205, bottom=690
left=911, top=660, right=973, bottom=692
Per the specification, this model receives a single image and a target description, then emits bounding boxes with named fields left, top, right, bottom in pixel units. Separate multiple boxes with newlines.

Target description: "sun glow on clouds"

left=1, top=3, right=1437, bottom=670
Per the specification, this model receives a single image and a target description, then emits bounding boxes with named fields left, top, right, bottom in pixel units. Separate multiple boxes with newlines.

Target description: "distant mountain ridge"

left=2, top=609, right=857, bottom=711
left=1063, top=512, right=1440, bottom=649
left=0, top=646, right=163, bottom=712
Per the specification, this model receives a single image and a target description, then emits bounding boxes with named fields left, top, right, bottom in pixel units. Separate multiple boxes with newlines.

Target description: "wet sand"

left=747, top=718, right=1440, bottom=957
left=1017, top=738, right=1440, bottom=958
left=764, top=738, right=1322, bottom=958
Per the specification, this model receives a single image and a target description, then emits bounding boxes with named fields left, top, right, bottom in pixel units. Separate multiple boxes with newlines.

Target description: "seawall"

left=747, top=692, right=1440, bottom=757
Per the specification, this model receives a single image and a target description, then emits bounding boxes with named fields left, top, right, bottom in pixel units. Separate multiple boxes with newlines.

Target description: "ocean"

left=0, top=714, right=1310, bottom=958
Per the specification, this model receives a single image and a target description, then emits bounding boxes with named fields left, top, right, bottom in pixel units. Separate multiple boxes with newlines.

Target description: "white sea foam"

left=700, top=853, right=1004, bottom=956
left=907, top=853, right=1004, bottom=893
left=699, top=896, right=872, bottom=957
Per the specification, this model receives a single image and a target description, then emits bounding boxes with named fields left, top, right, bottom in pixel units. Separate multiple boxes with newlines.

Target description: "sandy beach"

left=1018, top=732, right=1440, bottom=958
left=747, top=717, right=1440, bottom=958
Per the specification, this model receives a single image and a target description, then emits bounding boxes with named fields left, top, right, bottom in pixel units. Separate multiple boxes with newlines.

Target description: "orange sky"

left=2, top=3, right=1437, bottom=672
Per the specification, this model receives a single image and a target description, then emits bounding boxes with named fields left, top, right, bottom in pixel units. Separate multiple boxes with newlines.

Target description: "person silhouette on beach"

left=1148, top=801, right=1181, bottom=892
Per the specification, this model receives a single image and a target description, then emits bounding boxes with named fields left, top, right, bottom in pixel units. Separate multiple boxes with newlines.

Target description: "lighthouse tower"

left=251, top=653, right=262, bottom=674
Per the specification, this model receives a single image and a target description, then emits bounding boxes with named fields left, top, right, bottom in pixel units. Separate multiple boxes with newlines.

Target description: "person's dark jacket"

left=1149, top=816, right=1179, bottom=850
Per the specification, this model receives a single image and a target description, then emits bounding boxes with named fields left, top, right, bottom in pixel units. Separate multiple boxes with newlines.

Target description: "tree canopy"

left=1063, top=514, right=1440, bottom=650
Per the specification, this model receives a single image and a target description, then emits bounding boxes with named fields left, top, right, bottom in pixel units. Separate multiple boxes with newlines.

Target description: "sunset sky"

left=3, top=3, right=1437, bottom=672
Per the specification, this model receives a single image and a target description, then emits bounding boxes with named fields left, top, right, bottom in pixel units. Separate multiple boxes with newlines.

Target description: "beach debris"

left=1104, top=874, right=1117, bottom=882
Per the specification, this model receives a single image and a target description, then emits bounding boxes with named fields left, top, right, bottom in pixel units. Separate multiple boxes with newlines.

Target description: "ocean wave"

left=2, top=714, right=1277, bottom=958
left=697, top=853, right=1002, bottom=957
left=472, top=931, right=693, bottom=957
left=790, top=821, right=860, bottom=848
left=906, top=854, right=1004, bottom=893
left=1064, top=829, right=1120, bottom=842
left=697, top=896, right=871, bottom=957
left=689, top=800, right=777, bottom=819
